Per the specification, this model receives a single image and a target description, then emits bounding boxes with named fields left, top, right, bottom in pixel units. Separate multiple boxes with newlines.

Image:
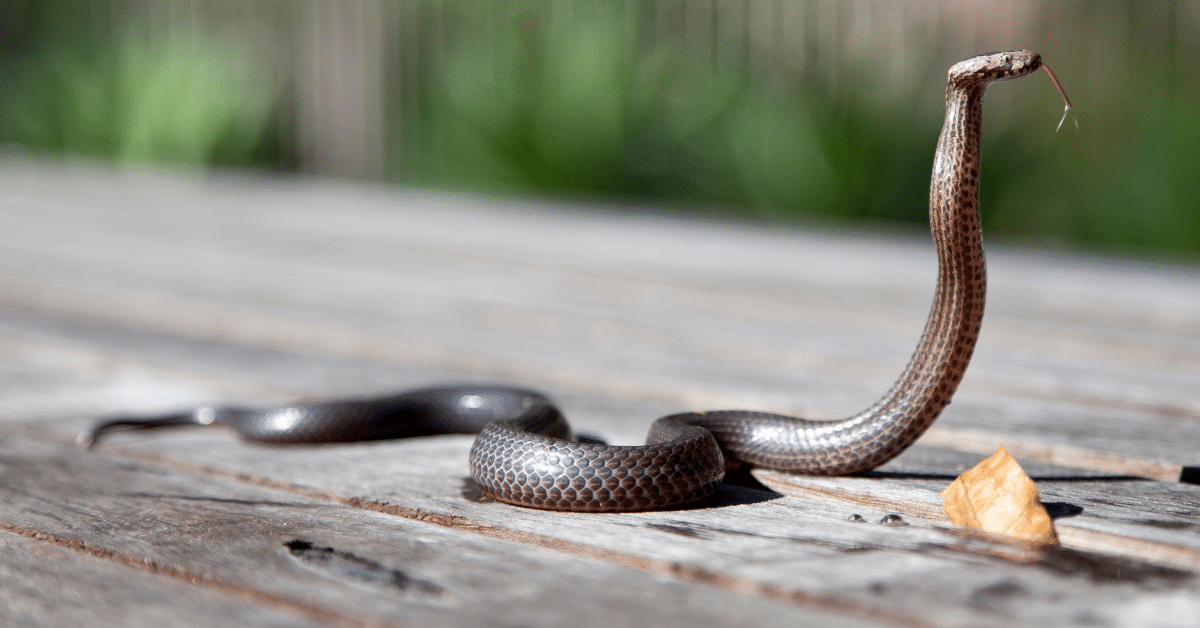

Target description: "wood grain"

left=0, top=436, right=885, bottom=628
left=0, top=528, right=331, bottom=628
left=2, top=161, right=1198, bottom=626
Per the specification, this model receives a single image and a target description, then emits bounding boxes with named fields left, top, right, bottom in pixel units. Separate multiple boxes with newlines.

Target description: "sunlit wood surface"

left=2, top=161, right=1198, bottom=627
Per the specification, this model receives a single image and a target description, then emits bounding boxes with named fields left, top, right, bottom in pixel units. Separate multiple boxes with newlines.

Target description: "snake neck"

left=848, top=83, right=989, bottom=445
left=684, top=82, right=996, bottom=474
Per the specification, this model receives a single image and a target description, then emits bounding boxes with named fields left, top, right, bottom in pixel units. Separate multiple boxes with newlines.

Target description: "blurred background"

left=1, top=0, right=1197, bottom=258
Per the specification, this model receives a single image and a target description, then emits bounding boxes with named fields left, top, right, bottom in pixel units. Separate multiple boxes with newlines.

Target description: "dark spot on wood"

left=1071, top=611, right=1110, bottom=626
left=645, top=523, right=706, bottom=539
left=1180, top=466, right=1200, bottom=485
left=968, top=580, right=1027, bottom=610
left=841, top=543, right=883, bottom=554
left=1042, top=502, right=1083, bottom=520
left=124, top=492, right=309, bottom=508
left=285, top=539, right=445, bottom=596
left=1130, top=519, right=1198, bottom=531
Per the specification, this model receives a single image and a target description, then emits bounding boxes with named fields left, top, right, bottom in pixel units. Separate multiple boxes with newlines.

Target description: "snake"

left=80, top=51, right=1073, bottom=513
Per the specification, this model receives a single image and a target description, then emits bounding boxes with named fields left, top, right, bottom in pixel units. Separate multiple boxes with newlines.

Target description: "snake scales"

left=81, top=51, right=1072, bottom=513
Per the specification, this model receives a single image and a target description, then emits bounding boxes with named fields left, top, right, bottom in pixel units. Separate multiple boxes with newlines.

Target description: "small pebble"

left=879, top=514, right=908, bottom=526
left=847, top=514, right=866, bottom=522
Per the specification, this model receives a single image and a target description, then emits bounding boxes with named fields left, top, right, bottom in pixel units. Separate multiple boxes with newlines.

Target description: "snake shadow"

left=700, top=465, right=786, bottom=509
left=459, top=466, right=784, bottom=512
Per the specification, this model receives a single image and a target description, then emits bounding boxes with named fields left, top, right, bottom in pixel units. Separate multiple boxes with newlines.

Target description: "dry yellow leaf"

left=941, top=445, right=1058, bottom=545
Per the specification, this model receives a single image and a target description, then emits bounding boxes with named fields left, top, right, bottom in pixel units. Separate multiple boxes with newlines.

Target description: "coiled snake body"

left=82, top=51, right=1071, bottom=513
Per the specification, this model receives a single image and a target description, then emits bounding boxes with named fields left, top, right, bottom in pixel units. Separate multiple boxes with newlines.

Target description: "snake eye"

left=1002, top=54, right=1013, bottom=64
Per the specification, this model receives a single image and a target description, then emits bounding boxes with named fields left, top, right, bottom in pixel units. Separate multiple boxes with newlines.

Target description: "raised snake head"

left=948, top=50, right=1043, bottom=88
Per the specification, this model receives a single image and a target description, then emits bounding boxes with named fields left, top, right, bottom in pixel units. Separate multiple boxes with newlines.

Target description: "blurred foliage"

left=1, top=1, right=1198, bottom=260
left=411, top=1, right=1200, bottom=260
left=979, top=30, right=1200, bottom=256
left=414, top=2, right=930, bottom=225
left=0, top=7, right=278, bottom=166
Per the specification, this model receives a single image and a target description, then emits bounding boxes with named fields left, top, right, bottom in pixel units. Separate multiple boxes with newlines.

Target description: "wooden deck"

left=2, top=160, right=1198, bottom=627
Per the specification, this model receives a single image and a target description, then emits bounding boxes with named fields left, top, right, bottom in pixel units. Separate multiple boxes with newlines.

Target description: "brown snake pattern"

left=82, top=51, right=1072, bottom=513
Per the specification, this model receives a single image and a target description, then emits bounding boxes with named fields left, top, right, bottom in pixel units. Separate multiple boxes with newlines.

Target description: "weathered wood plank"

left=0, top=436, right=886, bottom=628
left=2, top=163, right=1197, bottom=478
left=0, top=528, right=330, bottom=628
left=754, top=449, right=1200, bottom=570
left=4, top=306, right=1196, bottom=627
left=10, top=420, right=1189, bottom=628
left=74, top=421, right=1200, bottom=561
left=4, top=162, right=1200, bottom=627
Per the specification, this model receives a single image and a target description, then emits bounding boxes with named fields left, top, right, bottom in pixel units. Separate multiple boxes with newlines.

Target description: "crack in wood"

left=637, top=518, right=890, bottom=555
left=284, top=539, right=445, bottom=597
left=1042, top=502, right=1085, bottom=520
left=644, top=523, right=707, bottom=539
left=0, top=520, right=390, bottom=627
left=123, top=492, right=314, bottom=508
left=1181, top=466, right=1200, bottom=485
